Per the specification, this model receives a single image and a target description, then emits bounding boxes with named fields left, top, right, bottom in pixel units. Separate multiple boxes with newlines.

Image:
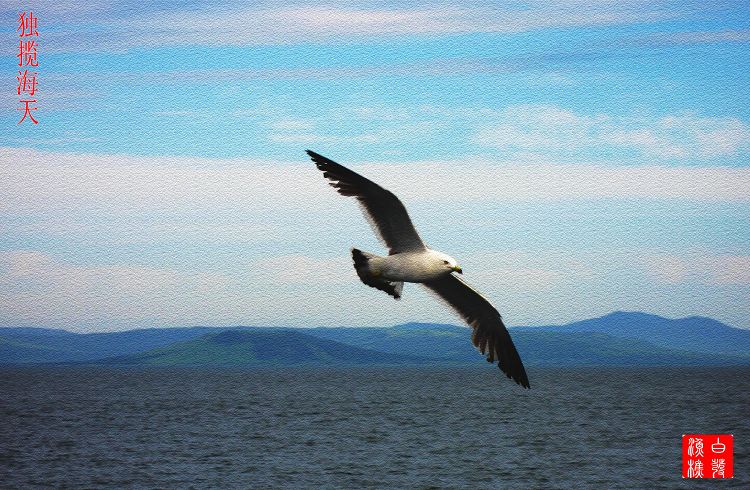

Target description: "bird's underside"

left=351, top=248, right=403, bottom=299
left=307, top=150, right=530, bottom=389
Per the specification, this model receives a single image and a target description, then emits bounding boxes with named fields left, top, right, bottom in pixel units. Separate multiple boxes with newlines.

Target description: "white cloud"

left=2, top=147, right=748, bottom=330
left=646, top=253, right=750, bottom=285
left=251, top=254, right=353, bottom=285
left=474, top=105, right=750, bottom=160
left=268, top=123, right=438, bottom=145
left=0, top=249, right=605, bottom=331
left=0, top=249, right=465, bottom=330
left=473, top=105, right=602, bottom=150
left=669, top=115, right=750, bottom=157
left=460, top=251, right=593, bottom=291
left=1, top=147, right=749, bottom=222
left=645, top=29, right=750, bottom=45
left=0, top=250, right=234, bottom=329
left=14, top=2, right=676, bottom=52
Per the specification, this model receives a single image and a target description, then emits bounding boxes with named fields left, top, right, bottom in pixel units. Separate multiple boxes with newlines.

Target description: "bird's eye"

left=443, top=260, right=449, bottom=265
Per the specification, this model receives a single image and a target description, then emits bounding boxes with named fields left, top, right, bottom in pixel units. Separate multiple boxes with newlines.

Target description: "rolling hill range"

left=1, top=312, right=748, bottom=367
left=307, top=320, right=750, bottom=366
left=93, top=330, right=433, bottom=367
left=520, top=311, right=750, bottom=355
left=0, top=326, right=216, bottom=364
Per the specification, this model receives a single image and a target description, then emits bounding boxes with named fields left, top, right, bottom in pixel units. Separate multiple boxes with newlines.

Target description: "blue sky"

left=1, top=1, right=749, bottom=331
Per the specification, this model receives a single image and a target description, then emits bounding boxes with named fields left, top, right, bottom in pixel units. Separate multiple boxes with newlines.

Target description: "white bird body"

left=307, top=150, right=530, bottom=388
left=368, top=249, right=459, bottom=283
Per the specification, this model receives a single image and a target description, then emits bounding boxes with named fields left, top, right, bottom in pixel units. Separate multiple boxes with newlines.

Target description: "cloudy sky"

left=1, top=1, right=749, bottom=331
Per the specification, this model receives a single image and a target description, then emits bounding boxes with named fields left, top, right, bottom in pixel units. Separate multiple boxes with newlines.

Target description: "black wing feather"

left=423, top=274, right=530, bottom=388
left=307, top=150, right=425, bottom=254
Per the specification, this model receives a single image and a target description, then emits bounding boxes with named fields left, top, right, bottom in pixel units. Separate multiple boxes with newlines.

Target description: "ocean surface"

left=1, top=366, right=748, bottom=488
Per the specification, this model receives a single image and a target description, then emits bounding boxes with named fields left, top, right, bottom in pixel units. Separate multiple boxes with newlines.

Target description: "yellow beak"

left=452, top=265, right=463, bottom=274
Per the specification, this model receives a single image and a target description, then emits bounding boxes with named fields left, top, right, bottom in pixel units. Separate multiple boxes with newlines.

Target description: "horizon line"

left=0, top=310, right=741, bottom=335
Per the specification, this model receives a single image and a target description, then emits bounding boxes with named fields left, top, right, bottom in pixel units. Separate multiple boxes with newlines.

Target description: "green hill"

left=93, top=329, right=434, bottom=367
left=2, top=312, right=748, bottom=367
left=308, top=324, right=749, bottom=366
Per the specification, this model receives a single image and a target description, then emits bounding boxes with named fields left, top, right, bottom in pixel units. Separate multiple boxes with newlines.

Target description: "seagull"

left=307, top=150, right=530, bottom=388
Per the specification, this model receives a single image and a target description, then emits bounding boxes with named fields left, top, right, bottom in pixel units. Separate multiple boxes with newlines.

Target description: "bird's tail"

left=351, top=248, right=375, bottom=272
left=351, top=248, right=403, bottom=300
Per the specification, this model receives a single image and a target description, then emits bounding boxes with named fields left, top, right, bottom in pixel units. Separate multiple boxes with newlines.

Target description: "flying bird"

left=307, top=150, right=530, bottom=388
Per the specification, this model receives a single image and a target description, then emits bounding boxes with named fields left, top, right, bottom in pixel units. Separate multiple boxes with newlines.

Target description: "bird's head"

left=437, top=253, right=463, bottom=275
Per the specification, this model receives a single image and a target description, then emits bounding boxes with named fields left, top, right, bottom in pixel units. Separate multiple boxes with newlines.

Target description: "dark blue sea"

left=1, top=367, right=748, bottom=488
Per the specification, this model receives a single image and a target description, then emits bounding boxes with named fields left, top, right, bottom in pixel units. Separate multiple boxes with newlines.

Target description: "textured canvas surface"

left=1, top=1, right=748, bottom=487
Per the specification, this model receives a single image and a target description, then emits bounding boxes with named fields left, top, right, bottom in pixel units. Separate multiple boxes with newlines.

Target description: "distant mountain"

left=0, top=327, right=75, bottom=336
left=0, top=327, right=217, bottom=364
left=518, top=311, right=750, bottom=356
left=1, top=312, right=748, bottom=367
left=0, top=336, right=68, bottom=365
left=512, top=331, right=747, bottom=366
left=308, top=323, right=471, bottom=360
left=93, top=330, right=434, bottom=367
left=306, top=321, right=750, bottom=366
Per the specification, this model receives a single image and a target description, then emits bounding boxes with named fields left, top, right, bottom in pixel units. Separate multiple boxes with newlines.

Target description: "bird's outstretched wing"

left=307, top=150, right=425, bottom=254
left=423, top=274, right=530, bottom=388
